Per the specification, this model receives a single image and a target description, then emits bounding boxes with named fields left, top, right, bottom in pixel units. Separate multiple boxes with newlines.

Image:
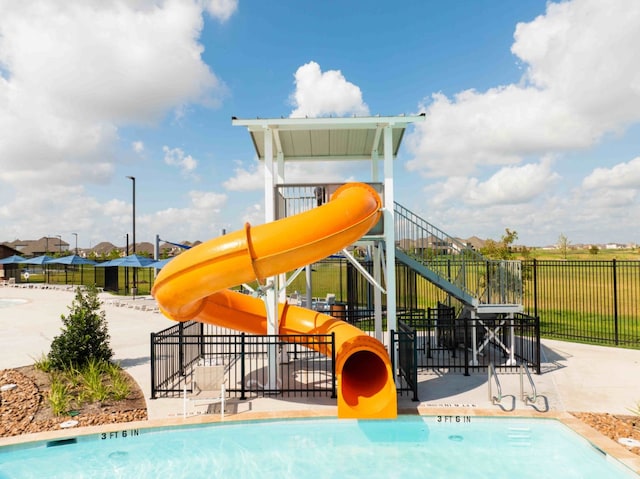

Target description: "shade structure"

left=95, top=254, right=155, bottom=268
left=0, top=255, right=26, bottom=265
left=149, top=258, right=173, bottom=269
left=48, top=255, right=97, bottom=266
left=21, top=255, right=54, bottom=265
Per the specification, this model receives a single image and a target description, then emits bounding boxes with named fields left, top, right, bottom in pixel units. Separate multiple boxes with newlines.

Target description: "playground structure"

left=152, top=115, right=526, bottom=418
left=152, top=183, right=396, bottom=418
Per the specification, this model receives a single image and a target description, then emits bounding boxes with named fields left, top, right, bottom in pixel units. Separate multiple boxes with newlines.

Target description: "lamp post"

left=72, top=233, right=78, bottom=255
left=125, top=233, right=129, bottom=294
left=126, top=176, right=136, bottom=295
left=126, top=176, right=136, bottom=255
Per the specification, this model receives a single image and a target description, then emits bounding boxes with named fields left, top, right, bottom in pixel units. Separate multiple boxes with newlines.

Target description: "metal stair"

left=394, top=202, right=523, bottom=314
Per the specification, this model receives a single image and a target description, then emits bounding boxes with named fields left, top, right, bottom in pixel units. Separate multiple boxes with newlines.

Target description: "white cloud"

left=406, top=0, right=640, bottom=177
left=242, top=203, right=264, bottom=226
left=189, top=190, right=226, bottom=210
left=407, top=87, right=594, bottom=176
left=512, top=0, right=640, bottom=128
left=0, top=1, right=223, bottom=185
left=144, top=189, right=228, bottom=242
left=132, top=141, right=145, bottom=154
left=289, top=61, right=369, bottom=118
left=426, top=159, right=559, bottom=207
left=163, top=146, right=199, bottom=178
left=223, top=161, right=264, bottom=191
left=466, top=159, right=560, bottom=206
left=201, top=0, right=238, bottom=22
left=582, top=157, right=640, bottom=189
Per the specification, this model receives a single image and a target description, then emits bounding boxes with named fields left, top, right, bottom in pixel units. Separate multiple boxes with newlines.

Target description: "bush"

left=48, top=285, right=113, bottom=371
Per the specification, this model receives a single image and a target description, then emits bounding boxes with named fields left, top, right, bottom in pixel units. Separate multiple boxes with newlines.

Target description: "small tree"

left=589, top=245, right=600, bottom=255
left=481, top=228, right=519, bottom=259
left=557, top=233, right=570, bottom=259
left=48, top=285, right=113, bottom=370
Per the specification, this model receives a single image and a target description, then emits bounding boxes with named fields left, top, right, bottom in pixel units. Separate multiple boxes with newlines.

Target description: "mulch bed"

left=1, top=367, right=147, bottom=438
left=571, top=411, right=640, bottom=456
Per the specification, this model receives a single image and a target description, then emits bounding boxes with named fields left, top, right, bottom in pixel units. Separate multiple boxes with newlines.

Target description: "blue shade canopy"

left=48, top=255, right=97, bottom=266
left=149, top=258, right=173, bottom=269
left=95, top=259, right=118, bottom=267
left=0, top=255, right=26, bottom=264
left=95, top=254, right=155, bottom=268
left=21, top=255, right=54, bottom=265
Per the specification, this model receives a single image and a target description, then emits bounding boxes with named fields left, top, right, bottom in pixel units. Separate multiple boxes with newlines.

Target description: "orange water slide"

left=151, top=182, right=397, bottom=419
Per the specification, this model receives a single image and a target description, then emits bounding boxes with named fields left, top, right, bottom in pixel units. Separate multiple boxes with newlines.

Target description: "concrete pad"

left=2, top=287, right=640, bottom=419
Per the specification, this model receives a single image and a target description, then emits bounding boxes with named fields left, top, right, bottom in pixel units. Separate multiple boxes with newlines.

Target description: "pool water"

left=0, top=299, right=26, bottom=309
left=0, top=417, right=637, bottom=478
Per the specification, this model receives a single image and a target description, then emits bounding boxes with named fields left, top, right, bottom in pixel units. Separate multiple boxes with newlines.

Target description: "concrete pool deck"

left=2, top=286, right=640, bottom=471
left=2, top=286, right=639, bottom=417
left=0, top=287, right=640, bottom=419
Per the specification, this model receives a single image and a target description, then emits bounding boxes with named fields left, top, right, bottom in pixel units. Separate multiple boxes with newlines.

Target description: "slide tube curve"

left=152, top=182, right=397, bottom=419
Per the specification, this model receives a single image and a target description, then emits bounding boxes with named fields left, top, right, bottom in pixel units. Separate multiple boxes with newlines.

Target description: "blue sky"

left=1, top=0, right=639, bottom=250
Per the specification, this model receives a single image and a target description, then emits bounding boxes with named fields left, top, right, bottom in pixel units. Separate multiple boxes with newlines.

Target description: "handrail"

left=520, top=363, right=538, bottom=404
left=488, top=363, right=503, bottom=404
left=393, top=201, right=523, bottom=306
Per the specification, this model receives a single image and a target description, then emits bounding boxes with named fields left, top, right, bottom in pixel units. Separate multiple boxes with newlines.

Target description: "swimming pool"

left=0, top=416, right=637, bottom=478
left=0, top=299, right=26, bottom=309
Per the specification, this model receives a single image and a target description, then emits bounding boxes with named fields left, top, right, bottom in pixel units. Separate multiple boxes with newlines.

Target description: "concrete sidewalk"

left=2, top=286, right=639, bottom=419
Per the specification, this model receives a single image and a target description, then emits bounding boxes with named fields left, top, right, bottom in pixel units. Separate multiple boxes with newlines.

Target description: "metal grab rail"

left=488, top=363, right=503, bottom=404
left=520, top=363, right=538, bottom=405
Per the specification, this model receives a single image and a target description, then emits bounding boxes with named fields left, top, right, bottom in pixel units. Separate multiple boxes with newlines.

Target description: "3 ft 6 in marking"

left=101, top=429, right=140, bottom=440
left=436, top=416, right=471, bottom=423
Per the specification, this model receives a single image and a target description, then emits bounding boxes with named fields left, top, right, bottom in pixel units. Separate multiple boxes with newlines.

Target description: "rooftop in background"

left=3, top=237, right=69, bottom=257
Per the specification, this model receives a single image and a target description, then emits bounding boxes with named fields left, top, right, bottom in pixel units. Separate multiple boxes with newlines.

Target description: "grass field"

left=517, top=247, right=639, bottom=261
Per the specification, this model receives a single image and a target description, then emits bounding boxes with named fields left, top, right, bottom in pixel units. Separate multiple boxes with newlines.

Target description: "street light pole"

left=126, top=176, right=136, bottom=295
left=72, top=233, right=78, bottom=255
left=126, top=176, right=136, bottom=254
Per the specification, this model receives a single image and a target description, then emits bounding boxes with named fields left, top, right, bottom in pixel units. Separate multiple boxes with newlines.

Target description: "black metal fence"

left=391, top=258, right=639, bottom=348
left=151, top=321, right=336, bottom=399
left=400, top=305, right=541, bottom=375
left=391, top=321, right=419, bottom=401
left=523, top=259, right=640, bottom=347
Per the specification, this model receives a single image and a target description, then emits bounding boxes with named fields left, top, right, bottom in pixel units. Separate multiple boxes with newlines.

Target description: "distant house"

left=0, top=243, right=22, bottom=281
left=0, top=243, right=21, bottom=259
left=4, top=237, right=69, bottom=256
left=464, top=236, right=486, bottom=251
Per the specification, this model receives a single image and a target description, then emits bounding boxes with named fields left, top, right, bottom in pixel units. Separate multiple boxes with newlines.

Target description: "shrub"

left=48, top=285, right=113, bottom=371
left=32, top=353, right=52, bottom=373
left=48, top=375, right=71, bottom=416
left=81, top=359, right=110, bottom=402
left=106, top=362, right=131, bottom=401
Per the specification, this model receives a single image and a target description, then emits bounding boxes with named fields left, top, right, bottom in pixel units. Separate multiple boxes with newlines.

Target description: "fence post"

left=463, top=318, right=470, bottom=376
left=331, top=333, right=337, bottom=398
left=390, top=329, right=396, bottom=376
left=535, top=315, right=541, bottom=374
left=412, top=329, right=419, bottom=402
left=199, top=321, right=205, bottom=358
left=485, top=261, right=491, bottom=304
left=150, top=332, right=157, bottom=399
left=533, top=259, right=538, bottom=319
left=178, top=322, right=185, bottom=377
left=240, top=332, right=247, bottom=400
left=613, top=259, right=619, bottom=345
